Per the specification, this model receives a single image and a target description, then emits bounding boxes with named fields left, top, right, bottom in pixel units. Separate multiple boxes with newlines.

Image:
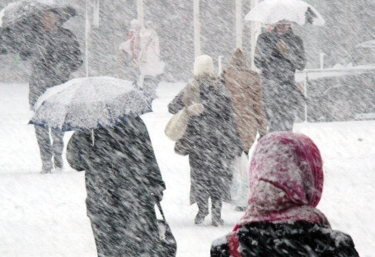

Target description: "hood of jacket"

left=229, top=48, right=248, bottom=69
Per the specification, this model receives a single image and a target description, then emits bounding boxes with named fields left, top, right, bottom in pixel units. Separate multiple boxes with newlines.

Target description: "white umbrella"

left=30, top=76, right=152, bottom=131
left=245, top=0, right=325, bottom=26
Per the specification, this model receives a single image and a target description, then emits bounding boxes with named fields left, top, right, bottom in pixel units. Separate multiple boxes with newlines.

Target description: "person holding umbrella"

left=66, top=116, right=166, bottom=257
left=246, top=0, right=325, bottom=132
left=254, top=20, right=306, bottom=133
left=30, top=74, right=174, bottom=255
left=4, top=6, right=83, bottom=173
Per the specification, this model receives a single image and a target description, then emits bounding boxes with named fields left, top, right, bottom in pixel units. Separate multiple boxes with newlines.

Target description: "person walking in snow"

left=120, top=19, right=141, bottom=84
left=210, top=132, right=360, bottom=257
left=221, top=48, right=268, bottom=211
left=168, top=55, right=242, bottom=227
left=138, top=20, right=165, bottom=98
left=18, top=9, right=82, bottom=173
left=255, top=20, right=306, bottom=133
left=67, top=117, right=166, bottom=257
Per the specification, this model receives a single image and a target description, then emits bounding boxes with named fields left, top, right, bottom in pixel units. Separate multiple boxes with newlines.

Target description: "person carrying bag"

left=165, top=80, right=204, bottom=141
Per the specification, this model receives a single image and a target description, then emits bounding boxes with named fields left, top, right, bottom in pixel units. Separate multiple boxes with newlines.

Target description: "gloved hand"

left=275, top=40, right=289, bottom=57
left=187, top=103, right=204, bottom=116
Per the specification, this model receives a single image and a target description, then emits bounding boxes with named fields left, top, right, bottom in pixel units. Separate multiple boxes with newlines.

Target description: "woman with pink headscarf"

left=211, top=132, right=359, bottom=257
left=120, top=19, right=141, bottom=63
left=119, top=19, right=141, bottom=85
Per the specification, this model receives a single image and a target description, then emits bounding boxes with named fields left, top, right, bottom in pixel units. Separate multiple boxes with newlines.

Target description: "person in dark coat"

left=67, top=116, right=166, bottom=257
left=210, top=132, right=360, bottom=257
left=168, top=55, right=242, bottom=226
left=255, top=20, right=306, bottom=133
left=20, top=10, right=82, bottom=173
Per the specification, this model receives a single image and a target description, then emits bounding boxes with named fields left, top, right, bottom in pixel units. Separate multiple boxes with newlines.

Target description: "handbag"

left=165, top=80, right=202, bottom=141
left=230, top=151, right=250, bottom=207
left=164, top=107, right=189, bottom=141
left=156, top=201, right=177, bottom=257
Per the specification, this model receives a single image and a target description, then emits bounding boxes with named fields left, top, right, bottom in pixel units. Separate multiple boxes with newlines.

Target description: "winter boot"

left=54, top=155, right=63, bottom=169
left=212, top=216, right=224, bottom=227
left=211, top=197, right=224, bottom=226
left=194, top=213, right=207, bottom=225
left=41, top=162, right=53, bottom=174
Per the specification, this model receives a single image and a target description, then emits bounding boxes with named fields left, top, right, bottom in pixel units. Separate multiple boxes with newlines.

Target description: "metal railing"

left=296, top=66, right=375, bottom=122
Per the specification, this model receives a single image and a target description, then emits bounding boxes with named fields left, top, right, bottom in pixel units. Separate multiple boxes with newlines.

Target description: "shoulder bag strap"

left=156, top=201, right=166, bottom=222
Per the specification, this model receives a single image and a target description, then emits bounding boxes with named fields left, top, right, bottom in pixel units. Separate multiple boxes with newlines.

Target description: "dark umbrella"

left=0, top=0, right=76, bottom=54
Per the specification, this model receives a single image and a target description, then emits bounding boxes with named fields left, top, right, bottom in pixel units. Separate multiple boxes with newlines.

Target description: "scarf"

left=229, top=132, right=330, bottom=257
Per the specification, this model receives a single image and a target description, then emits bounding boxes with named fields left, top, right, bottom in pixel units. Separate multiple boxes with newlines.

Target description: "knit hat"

left=193, top=55, right=215, bottom=77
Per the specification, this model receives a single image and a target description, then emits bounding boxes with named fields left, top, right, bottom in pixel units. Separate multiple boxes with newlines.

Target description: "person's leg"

left=51, top=129, right=64, bottom=169
left=211, top=196, right=224, bottom=226
left=282, top=112, right=295, bottom=131
left=143, top=75, right=159, bottom=100
left=261, top=78, right=277, bottom=132
left=277, top=85, right=298, bottom=132
left=266, top=101, right=284, bottom=132
left=130, top=66, right=141, bottom=89
left=268, top=84, right=297, bottom=132
left=34, top=126, right=53, bottom=173
left=195, top=190, right=209, bottom=224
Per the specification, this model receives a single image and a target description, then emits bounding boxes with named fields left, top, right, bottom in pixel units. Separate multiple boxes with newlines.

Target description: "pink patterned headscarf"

left=229, top=132, right=329, bottom=257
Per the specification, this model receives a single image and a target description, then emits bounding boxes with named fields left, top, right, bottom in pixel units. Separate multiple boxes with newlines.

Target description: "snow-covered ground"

left=0, top=82, right=374, bottom=257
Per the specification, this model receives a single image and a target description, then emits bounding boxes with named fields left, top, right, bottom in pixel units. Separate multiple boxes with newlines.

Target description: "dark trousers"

left=264, top=101, right=295, bottom=132
left=262, top=79, right=301, bottom=133
left=196, top=190, right=222, bottom=220
left=34, top=126, right=64, bottom=168
left=143, top=75, right=160, bottom=99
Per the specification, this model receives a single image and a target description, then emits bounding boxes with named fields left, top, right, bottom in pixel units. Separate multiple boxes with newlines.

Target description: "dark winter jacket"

left=67, top=117, right=165, bottom=257
left=20, top=26, right=82, bottom=108
left=254, top=28, right=306, bottom=84
left=211, top=221, right=359, bottom=257
left=169, top=76, right=242, bottom=204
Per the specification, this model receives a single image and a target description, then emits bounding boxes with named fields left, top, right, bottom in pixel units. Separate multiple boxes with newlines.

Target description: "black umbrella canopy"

left=0, top=0, right=76, bottom=54
left=0, top=0, right=77, bottom=28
